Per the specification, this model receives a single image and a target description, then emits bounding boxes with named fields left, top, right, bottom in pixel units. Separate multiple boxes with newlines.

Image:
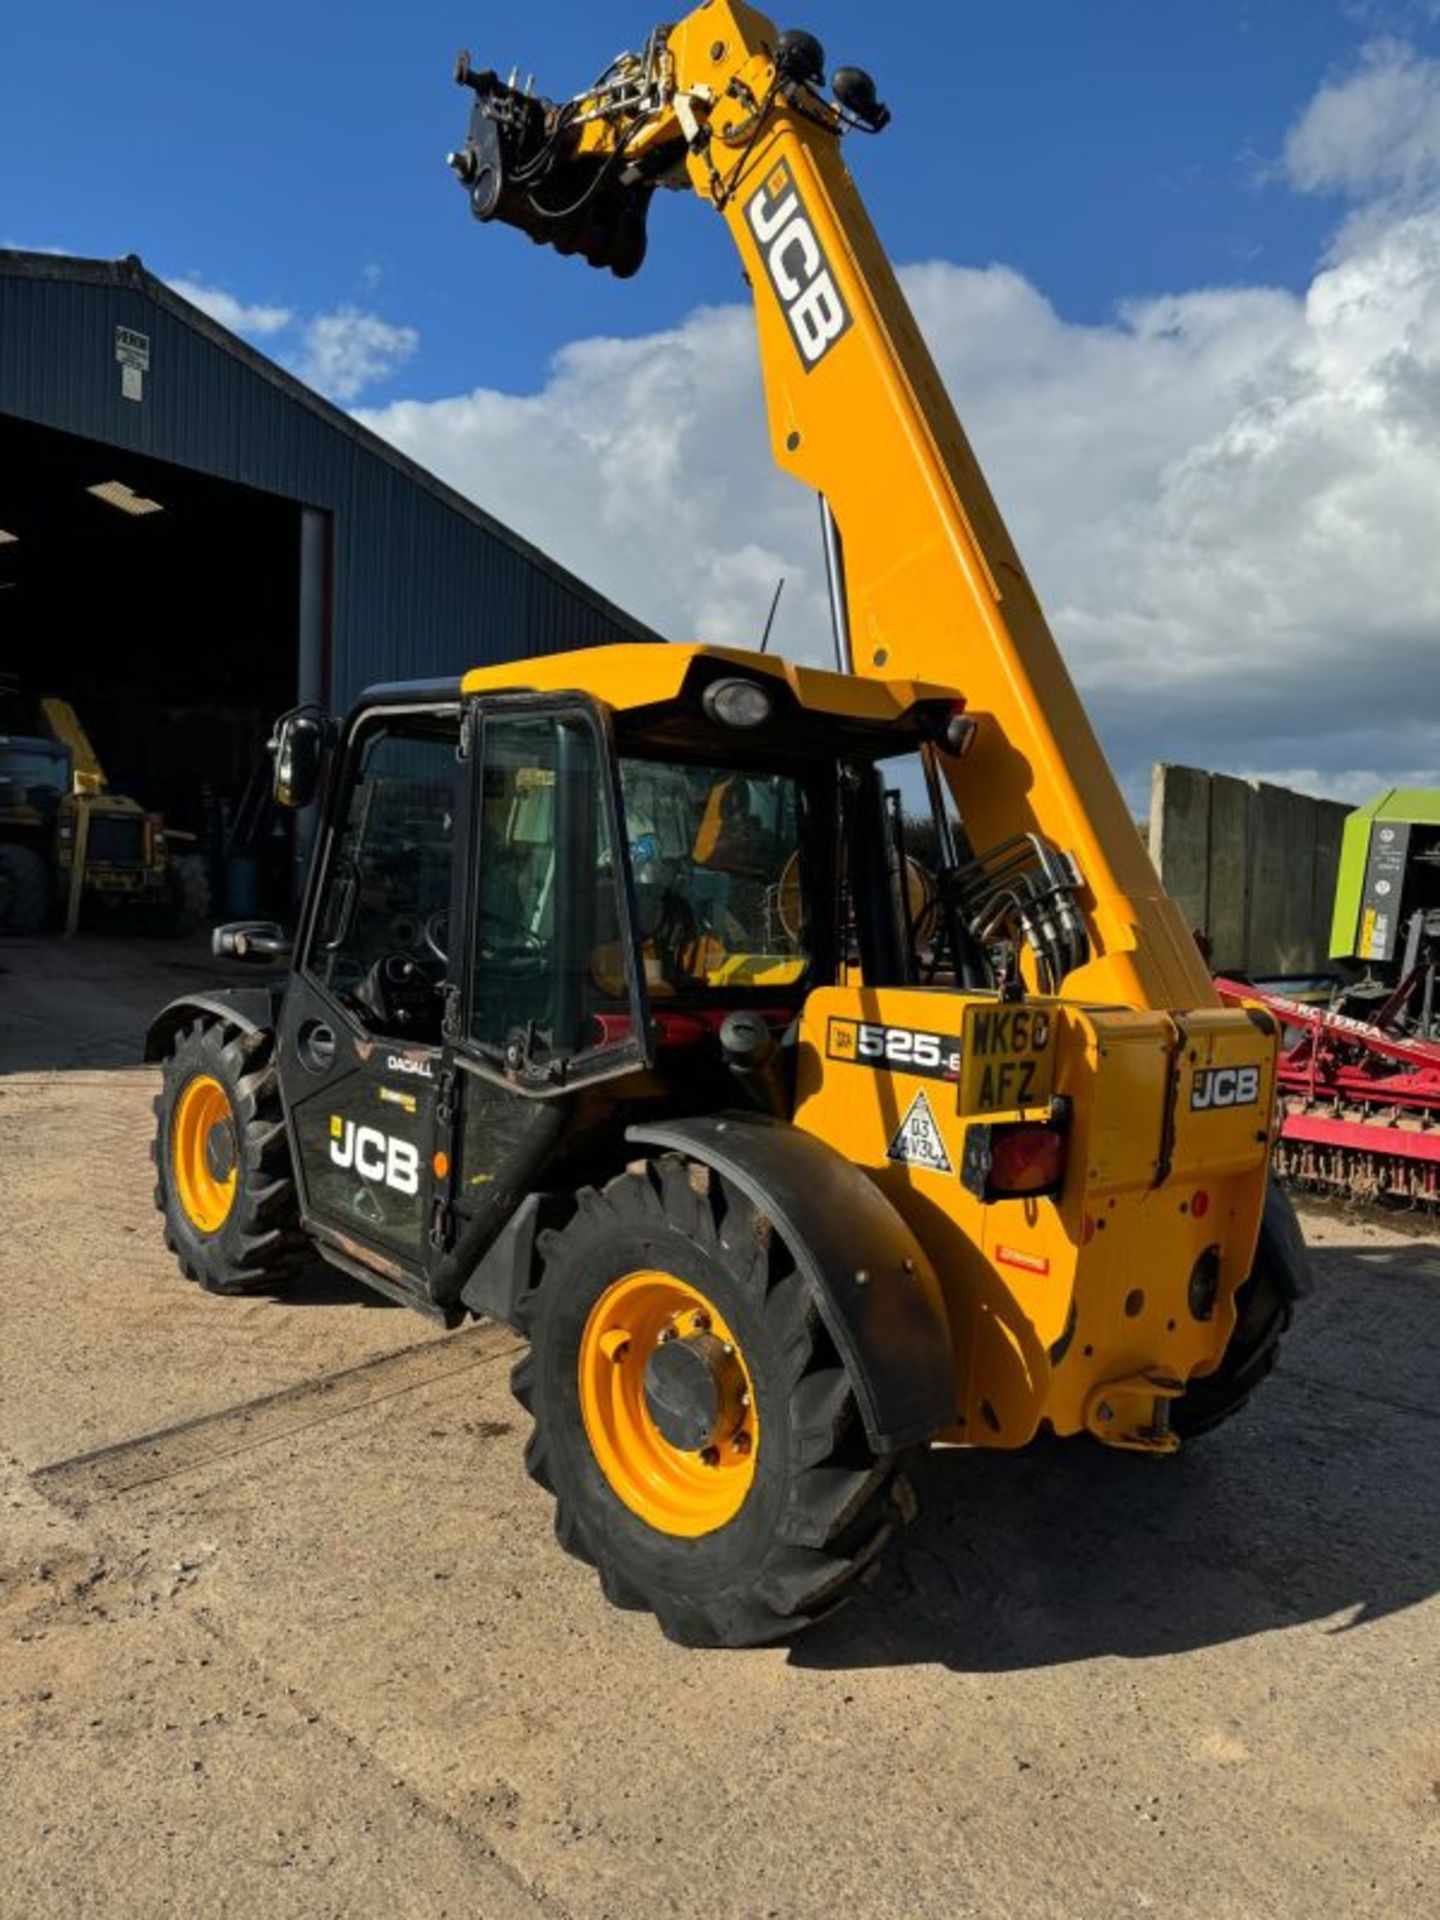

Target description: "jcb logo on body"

left=744, top=160, right=852, bottom=371
left=1190, top=1066, right=1261, bottom=1112
left=329, top=1116, right=420, bottom=1195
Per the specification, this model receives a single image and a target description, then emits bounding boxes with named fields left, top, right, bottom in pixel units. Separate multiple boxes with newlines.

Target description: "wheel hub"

left=205, top=1119, right=238, bottom=1183
left=170, top=1073, right=239, bottom=1234
left=577, top=1271, right=759, bottom=1537
left=643, top=1331, right=745, bottom=1454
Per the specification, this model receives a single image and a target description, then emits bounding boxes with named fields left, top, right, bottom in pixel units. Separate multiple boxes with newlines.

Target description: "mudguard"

left=627, top=1112, right=957, bottom=1453
left=143, top=985, right=285, bottom=1062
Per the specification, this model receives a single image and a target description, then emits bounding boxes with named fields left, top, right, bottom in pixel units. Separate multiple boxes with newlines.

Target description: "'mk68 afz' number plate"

left=959, top=1004, right=1056, bottom=1115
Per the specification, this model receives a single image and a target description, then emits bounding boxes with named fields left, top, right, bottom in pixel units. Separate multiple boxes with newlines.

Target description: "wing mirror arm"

left=213, top=921, right=293, bottom=963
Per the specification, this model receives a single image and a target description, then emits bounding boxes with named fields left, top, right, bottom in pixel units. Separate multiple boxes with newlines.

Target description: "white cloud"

left=161, top=274, right=417, bottom=400
left=292, top=306, right=419, bottom=402
left=166, top=277, right=293, bottom=336
left=1284, top=38, right=1440, bottom=201
left=354, top=46, right=1440, bottom=806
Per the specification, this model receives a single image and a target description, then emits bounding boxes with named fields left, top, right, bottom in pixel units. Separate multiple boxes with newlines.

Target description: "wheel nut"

left=659, top=1324, right=677, bottom=1344
left=691, top=1309, right=712, bottom=1331
left=733, top=1431, right=752, bottom=1456
left=700, top=1445, right=721, bottom=1467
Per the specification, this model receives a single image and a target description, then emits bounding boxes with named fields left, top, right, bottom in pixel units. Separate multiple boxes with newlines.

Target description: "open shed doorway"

left=0, top=413, right=314, bottom=916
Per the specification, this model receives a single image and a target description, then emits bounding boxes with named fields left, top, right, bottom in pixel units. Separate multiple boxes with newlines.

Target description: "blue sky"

left=5, top=2, right=1440, bottom=800
left=1, top=0, right=1418, bottom=397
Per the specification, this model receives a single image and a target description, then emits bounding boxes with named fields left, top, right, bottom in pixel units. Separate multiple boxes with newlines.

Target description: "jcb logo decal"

left=1190, top=1066, right=1261, bottom=1112
left=745, top=160, right=852, bottom=370
left=329, top=1115, right=420, bottom=1195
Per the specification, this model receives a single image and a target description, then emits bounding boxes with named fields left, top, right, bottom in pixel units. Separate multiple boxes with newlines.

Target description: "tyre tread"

left=152, top=1017, right=308, bottom=1294
left=511, top=1153, right=915, bottom=1647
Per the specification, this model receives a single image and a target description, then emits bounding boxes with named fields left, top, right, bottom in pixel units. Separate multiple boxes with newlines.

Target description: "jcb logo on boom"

left=745, top=160, right=852, bottom=370
left=1190, top=1066, right=1261, bottom=1112
left=329, top=1116, right=420, bottom=1195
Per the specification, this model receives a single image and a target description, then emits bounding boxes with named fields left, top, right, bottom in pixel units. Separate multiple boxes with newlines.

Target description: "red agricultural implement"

left=1215, top=974, right=1440, bottom=1208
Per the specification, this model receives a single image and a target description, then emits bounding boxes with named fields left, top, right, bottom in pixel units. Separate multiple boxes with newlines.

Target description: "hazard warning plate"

left=886, top=1089, right=954, bottom=1173
left=958, top=1003, right=1056, bottom=1116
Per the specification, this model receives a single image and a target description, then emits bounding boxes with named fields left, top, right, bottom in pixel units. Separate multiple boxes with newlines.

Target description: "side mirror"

left=271, top=710, right=328, bottom=810
left=213, top=921, right=293, bottom=964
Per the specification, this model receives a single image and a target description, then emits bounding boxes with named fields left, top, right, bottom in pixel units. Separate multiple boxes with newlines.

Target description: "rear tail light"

left=962, top=1117, right=1068, bottom=1201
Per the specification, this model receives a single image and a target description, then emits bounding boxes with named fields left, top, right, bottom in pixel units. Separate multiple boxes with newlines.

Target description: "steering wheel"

left=478, top=908, right=546, bottom=960
left=347, top=950, right=440, bottom=1033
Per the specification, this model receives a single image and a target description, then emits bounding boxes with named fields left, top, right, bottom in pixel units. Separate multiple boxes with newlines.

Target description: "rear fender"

left=627, top=1113, right=956, bottom=1453
left=143, top=986, right=285, bottom=1062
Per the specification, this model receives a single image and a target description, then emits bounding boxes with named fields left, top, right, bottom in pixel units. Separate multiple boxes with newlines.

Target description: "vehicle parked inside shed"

left=0, top=694, right=209, bottom=935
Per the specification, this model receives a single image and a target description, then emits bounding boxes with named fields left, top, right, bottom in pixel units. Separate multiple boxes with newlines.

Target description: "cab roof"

left=457, top=642, right=962, bottom=726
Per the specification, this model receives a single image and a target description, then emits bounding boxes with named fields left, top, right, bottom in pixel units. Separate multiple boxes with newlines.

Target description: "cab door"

left=437, top=696, right=653, bottom=1253
left=277, top=703, right=462, bottom=1285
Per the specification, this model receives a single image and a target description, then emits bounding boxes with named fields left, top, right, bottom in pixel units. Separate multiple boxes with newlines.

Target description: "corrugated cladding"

left=0, top=251, right=662, bottom=700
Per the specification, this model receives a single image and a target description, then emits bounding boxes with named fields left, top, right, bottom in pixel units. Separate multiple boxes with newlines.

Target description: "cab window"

left=614, top=758, right=809, bottom=995
left=306, top=714, right=457, bottom=1040
left=469, top=710, right=619, bottom=1067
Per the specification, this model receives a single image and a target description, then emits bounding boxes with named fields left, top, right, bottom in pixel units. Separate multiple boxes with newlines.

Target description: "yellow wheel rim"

left=579, top=1271, right=759, bottom=1538
left=170, top=1074, right=238, bottom=1234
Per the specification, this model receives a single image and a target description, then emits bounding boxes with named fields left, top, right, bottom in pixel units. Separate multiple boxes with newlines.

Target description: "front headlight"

left=702, top=677, right=774, bottom=729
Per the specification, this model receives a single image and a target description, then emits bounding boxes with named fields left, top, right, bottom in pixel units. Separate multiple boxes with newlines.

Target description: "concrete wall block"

left=1152, top=763, right=1351, bottom=976
left=1149, top=764, right=1211, bottom=936
left=1206, top=774, right=1253, bottom=973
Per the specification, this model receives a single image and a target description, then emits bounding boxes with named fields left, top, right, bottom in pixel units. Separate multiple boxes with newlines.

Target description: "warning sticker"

left=885, top=1089, right=953, bottom=1174
left=996, top=1244, right=1051, bottom=1277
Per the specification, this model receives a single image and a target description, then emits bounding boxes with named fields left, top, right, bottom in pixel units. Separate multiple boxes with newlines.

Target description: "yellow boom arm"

left=449, top=2, right=1215, bottom=1013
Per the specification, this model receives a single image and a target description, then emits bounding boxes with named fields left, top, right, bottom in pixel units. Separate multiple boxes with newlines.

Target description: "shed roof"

left=0, top=247, right=662, bottom=648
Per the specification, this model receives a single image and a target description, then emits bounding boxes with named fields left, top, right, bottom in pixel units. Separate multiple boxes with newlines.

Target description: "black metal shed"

left=0, top=248, right=661, bottom=906
left=0, top=247, right=659, bottom=708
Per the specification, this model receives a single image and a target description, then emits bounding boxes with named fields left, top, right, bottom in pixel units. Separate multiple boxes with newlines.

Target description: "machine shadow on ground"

left=270, top=1260, right=403, bottom=1311
left=0, top=934, right=267, bottom=1075
left=793, top=1237, right=1440, bottom=1675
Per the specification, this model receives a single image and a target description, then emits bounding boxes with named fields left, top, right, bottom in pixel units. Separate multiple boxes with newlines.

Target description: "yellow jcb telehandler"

left=144, top=3, right=1307, bottom=1646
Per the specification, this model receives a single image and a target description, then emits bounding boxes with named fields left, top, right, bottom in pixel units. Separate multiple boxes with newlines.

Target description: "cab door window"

left=306, top=715, right=458, bottom=1043
left=469, top=708, right=640, bottom=1076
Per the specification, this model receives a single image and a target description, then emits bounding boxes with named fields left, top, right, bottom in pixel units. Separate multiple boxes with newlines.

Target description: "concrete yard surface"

left=1, top=936, right=1437, bottom=1918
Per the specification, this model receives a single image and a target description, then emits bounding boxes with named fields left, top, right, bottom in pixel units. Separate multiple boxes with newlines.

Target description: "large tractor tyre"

left=156, top=853, right=211, bottom=938
left=1171, top=1185, right=1305, bottom=1440
left=512, top=1154, right=917, bottom=1648
left=152, top=1017, right=308, bottom=1293
left=0, top=844, right=51, bottom=935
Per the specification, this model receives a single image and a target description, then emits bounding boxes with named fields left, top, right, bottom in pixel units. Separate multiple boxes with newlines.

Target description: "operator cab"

left=244, top=645, right=982, bottom=1284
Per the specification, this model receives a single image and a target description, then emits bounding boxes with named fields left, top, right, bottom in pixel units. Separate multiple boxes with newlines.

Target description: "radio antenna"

left=759, top=575, right=786, bottom=654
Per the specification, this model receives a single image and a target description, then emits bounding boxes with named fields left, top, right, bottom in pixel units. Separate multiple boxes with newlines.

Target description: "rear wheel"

left=1172, top=1184, right=1305, bottom=1439
left=0, top=844, right=50, bottom=934
left=152, top=1017, right=308, bottom=1292
left=512, top=1155, right=916, bottom=1647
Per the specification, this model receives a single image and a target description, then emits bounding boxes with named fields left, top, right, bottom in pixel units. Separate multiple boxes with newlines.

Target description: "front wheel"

left=155, top=853, right=211, bottom=937
left=512, top=1155, right=916, bottom=1647
left=152, top=1017, right=309, bottom=1292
